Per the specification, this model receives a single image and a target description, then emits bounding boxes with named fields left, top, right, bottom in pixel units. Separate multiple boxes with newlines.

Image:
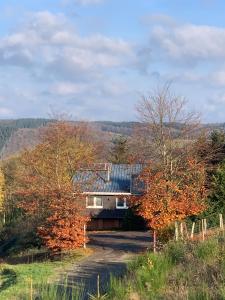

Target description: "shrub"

left=128, top=252, right=171, bottom=298
left=195, top=238, right=219, bottom=261
left=157, top=226, right=175, bottom=244
left=164, top=241, right=186, bottom=264
left=108, top=276, right=129, bottom=300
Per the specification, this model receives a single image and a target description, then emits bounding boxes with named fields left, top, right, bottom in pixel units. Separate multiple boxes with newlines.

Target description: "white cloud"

left=50, top=82, right=87, bottom=96
left=0, top=107, right=14, bottom=117
left=62, top=0, right=105, bottom=6
left=74, top=0, right=104, bottom=4
left=0, top=11, right=133, bottom=77
left=210, top=70, right=225, bottom=86
left=0, top=11, right=137, bottom=120
left=148, top=19, right=225, bottom=64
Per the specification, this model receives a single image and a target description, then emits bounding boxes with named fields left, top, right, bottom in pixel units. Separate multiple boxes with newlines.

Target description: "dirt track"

left=65, top=231, right=152, bottom=299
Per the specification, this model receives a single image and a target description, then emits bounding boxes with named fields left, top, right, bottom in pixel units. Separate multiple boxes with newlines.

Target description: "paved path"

left=65, top=231, right=152, bottom=299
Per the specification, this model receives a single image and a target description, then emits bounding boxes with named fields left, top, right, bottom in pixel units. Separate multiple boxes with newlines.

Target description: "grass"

left=107, top=234, right=225, bottom=300
left=0, top=248, right=90, bottom=300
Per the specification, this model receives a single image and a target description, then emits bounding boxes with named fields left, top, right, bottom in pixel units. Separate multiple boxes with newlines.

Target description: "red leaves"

left=133, top=158, right=207, bottom=230
left=14, top=121, right=95, bottom=252
left=37, top=193, right=89, bottom=252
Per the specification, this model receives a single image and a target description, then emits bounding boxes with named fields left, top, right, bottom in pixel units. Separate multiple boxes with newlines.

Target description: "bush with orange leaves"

left=15, top=121, right=97, bottom=252
left=134, top=158, right=207, bottom=231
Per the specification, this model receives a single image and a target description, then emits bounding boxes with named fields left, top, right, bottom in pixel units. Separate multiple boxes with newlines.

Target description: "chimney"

left=106, top=163, right=112, bottom=182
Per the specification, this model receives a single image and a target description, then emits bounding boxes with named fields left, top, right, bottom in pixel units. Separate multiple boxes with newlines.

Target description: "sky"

left=0, top=0, right=225, bottom=122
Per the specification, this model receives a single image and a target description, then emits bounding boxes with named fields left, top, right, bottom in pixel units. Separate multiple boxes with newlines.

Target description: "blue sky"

left=0, top=0, right=225, bottom=121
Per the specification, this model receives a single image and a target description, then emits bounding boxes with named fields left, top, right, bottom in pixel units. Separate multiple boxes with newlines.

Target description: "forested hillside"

left=0, top=118, right=225, bottom=160
left=0, top=119, right=52, bottom=158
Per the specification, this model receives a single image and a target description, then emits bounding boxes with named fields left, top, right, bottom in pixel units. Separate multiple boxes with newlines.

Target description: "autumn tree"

left=135, top=159, right=206, bottom=228
left=15, top=121, right=97, bottom=252
left=109, top=135, right=129, bottom=164
left=131, top=84, right=207, bottom=248
left=131, top=83, right=200, bottom=170
left=1, top=156, right=23, bottom=229
left=134, top=158, right=206, bottom=250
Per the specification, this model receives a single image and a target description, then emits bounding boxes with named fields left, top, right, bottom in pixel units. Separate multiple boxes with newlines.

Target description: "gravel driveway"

left=65, top=231, right=152, bottom=299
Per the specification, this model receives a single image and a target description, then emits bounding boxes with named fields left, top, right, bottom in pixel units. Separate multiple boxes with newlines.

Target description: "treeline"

left=0, top=119, right=52, bottom=152
left=0, top=118, right=225, bottom=157
left=96, top=121, right=139, bottom=136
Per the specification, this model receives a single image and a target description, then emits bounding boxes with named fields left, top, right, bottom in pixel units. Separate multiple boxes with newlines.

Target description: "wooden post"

left=84, top=224, right=86, bottom=249
left=97, top=274, right=100, bottom=298
left=219, top=214, right=224, bottom=231
left=153, top=230, right=157, bottom=253
left=204, top=219, right=207, bottom=235
left=180, top=222, right=184, bottom=240
left=191, top=222, right=195, bottom=240
left=30, top=277, right=33, bottom=300
left=201, top=219, right=205, bottom=241
left=175, top=221, right=179, bottom=241
left=184, top=222, right=189, bottom=239
left=3, top=212, right=5, bottom=225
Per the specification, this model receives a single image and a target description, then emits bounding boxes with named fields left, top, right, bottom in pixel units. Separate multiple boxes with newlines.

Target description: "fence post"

left=153, top=230, right=156, bottom=253
left=97, top=274, right=100, bottom=298
left=204, top=219, right=207, bottom=235
left=3, top=212, right=5, bottom=225
left=30, top=277, right=33, bottom=300
left=219, top=214, right=224, bottom=231
left=191, top=222, right=195, bottom=240
left=180, top=222, right=184, bottom=240
left=184, top=222, right=189, bottom=239
left=84, top=224, right=86, bottom=249
left=175, top=221, right=179, bottom=241
left=201, top=219, right=205, bottom=241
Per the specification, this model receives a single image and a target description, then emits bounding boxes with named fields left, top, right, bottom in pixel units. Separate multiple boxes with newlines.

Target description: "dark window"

left=87, top=196, right=103, bottom=208
left=116, top=198, right=127, bottom=209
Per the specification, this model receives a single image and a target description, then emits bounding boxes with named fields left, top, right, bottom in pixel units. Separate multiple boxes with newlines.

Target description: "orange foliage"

left=37, top=187, right=88, bottom=251
left=15, top=121, right=96, bottom=252
left=133, top=158, right=207, bottom=230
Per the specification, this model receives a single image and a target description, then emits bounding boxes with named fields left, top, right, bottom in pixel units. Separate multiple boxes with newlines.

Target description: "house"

left=74, top=163, right=143, bottom=230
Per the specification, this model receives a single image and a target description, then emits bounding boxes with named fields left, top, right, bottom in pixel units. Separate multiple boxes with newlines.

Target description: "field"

left=0, top=248, right=89, bottom=300
left=107, top=233, right=225, bottom=300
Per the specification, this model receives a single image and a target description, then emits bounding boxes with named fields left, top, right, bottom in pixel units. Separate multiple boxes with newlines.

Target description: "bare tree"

left=133, top=83, right=200, bottom=176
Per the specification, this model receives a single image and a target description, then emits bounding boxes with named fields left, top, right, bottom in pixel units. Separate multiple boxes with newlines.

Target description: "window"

left=116, top=198, right=128, bottom=209
left=86, top=196, right=103, bottom=208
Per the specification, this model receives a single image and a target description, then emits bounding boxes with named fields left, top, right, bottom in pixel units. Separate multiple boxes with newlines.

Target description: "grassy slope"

left=0, top=249, right=90, bottom=300
left=108, top=235, right=225, bottom=300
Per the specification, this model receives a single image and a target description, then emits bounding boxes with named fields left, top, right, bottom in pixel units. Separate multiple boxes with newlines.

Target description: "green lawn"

left=0, top=249, right=90, bottom=300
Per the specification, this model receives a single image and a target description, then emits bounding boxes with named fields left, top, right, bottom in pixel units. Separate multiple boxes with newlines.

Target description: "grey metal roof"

left=74, top=164, right=143, bottom=194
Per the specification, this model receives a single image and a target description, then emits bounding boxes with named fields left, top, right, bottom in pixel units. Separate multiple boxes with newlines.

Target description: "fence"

left=174, top=213, right=224, bottom=242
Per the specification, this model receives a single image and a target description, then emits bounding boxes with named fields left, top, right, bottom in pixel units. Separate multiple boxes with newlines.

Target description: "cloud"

left=144, top=16, right=225, bottom=65
left=210, top=70, right=225, bottom=86
left=0, top=11, right=133, bottom=79
left=0, top=107, right=14, bottom=117
left=63, top=0, right=105, bottom=6
left=0, top=11, right=137, bottom=120
left=75, top=0, right=104, bottom=4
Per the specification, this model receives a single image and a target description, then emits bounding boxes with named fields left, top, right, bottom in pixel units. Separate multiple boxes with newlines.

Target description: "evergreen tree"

left=109, top=135, right=129, bottom=164
left=210, top=130, right=225, bottom=165
left=205, top=160, right=225, bottom=225
left=0, top=167, right=5, bottom=212
left=0, top=167, right=5, bottom=226
left=211, top=130, right=225, bottom=148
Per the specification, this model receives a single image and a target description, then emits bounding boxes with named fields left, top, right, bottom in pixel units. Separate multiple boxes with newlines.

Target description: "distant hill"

left=0, top=118, right=225, bottom=160
left=0, top=119, right=52, bottom=159
left=94, top=121, right=139, bottom=135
